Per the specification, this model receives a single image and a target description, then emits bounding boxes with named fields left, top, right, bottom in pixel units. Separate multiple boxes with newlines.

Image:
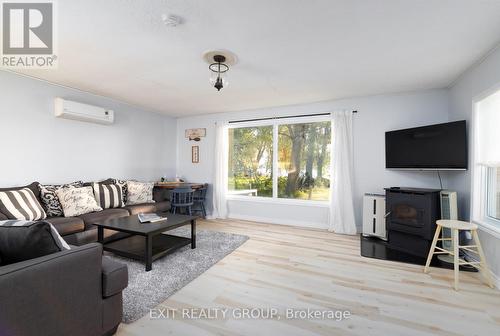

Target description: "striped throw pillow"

left=92, top=183, right=124, bottom=209
left=0, top=188, right=47, bottom=221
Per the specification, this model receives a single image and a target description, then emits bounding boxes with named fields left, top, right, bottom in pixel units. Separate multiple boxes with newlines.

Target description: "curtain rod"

left=227, top=111, right=358, bottom=124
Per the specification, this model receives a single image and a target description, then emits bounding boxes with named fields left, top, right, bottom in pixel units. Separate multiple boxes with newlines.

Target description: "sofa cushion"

left=0, top=183, right=42, bottom=220
left=0, top=188, right=47, bottom=221
left=155, top=201, right=171, bottom=213
left=0, top=182, right=41, bottom=202
left=45, top=216, right=85, bottom=236
left=0, top=220, right=70, bottom=265
left=124, top=201, right=171, bottom=215
left=63, top=227, right=130, bottom=246
left=113, top=179, right=128, bottom=204
left=92, top=182, right=124, bottom=209
left=56, top=186, right=103, bottom=217
left=38, top=181, right=84, bottom=217
left=126, top=181, right=155, bottom=205
left=124, top=203, right=155, bottom=215
left=101, top=257, right=128, bottom=298
left=78, top=208, right=130, bottom=225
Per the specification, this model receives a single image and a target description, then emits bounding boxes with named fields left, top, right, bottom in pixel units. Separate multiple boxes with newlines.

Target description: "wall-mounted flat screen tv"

left=385, top=120, right=467, bottom=170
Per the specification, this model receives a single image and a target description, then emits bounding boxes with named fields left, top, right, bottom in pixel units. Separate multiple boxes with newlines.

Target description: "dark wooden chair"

left=192, top=183, right=208, bottom=218
left=170, top=188, right=194, bottom=215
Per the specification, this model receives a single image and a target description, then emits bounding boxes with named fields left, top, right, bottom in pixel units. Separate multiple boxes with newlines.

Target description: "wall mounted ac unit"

left=54, top=98, right=114, bottom=125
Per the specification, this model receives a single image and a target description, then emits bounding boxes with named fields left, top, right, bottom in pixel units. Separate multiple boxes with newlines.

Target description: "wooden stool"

left=424, top=220, right=494, bottom=290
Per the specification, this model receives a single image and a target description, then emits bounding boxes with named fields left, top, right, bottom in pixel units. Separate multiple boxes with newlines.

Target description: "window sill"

left=226, top=195, right=330, bottom=207
left=472, top=218, right=500, bottom=239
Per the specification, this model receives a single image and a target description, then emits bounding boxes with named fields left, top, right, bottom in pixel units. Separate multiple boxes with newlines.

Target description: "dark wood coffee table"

left=94, top=213, right=197, bottom=271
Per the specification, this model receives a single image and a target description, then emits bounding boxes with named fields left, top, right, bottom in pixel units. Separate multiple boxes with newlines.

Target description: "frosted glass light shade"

left=209, top=71, right=229, bottom=88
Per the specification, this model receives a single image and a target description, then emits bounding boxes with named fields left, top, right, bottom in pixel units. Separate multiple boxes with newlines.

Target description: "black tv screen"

left=385, top=120, right=467, bottom=170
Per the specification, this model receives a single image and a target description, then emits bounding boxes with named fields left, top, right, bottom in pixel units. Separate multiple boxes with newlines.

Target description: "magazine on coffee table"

left=138, top=213, right=166, bottom=223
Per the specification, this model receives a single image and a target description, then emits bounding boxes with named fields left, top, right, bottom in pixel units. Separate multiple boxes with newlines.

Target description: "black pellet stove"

left=361, top=187, right=476, bottom=271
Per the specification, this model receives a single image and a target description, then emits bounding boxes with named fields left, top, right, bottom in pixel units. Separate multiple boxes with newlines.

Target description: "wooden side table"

left=424, top=219, right=494, bottom=290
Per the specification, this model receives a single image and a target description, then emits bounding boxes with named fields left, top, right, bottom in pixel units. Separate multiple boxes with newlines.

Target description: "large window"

left=228, top=119, right=331, bottom=201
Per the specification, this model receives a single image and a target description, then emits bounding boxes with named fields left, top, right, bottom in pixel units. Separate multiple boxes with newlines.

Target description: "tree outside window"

left=278, top=121, right=331, bottom=200
left=227, top=120, right=331, bottom=201
left=228, top=126, right=273, bottom=197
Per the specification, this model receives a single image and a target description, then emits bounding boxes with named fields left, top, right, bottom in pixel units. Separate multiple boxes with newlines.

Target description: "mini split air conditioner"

left=54, top=98, right=114, bottom=125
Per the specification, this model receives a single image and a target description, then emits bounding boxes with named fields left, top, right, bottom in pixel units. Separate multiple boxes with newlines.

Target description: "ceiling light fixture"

left=209, top=55, right=229, bottom=91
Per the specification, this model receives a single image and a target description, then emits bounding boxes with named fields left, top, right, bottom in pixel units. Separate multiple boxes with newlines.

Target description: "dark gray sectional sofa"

left=0, top=180, right=171, bottom=246
left=0, top=180, right=171, bottom=336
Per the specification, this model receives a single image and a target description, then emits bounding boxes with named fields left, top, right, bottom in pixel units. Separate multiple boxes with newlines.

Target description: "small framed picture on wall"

left=192, top=145, right=199, bottom=163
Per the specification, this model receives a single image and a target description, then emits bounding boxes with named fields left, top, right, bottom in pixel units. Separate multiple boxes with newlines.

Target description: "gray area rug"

left=106, top=227, right=249, bottom=323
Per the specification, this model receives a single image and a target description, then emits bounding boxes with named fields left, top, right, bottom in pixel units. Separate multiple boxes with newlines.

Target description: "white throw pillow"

left=126, top=181, right=155, bottom=205
left=56, top=186, right=103, bottom=217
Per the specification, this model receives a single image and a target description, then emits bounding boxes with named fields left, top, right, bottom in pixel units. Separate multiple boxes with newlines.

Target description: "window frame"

left=486, top=167, right=500, bottom=220
left=473, top=165, right=500, bottom=231
left=471, top=89, right=500, bottom=237
left=226, top=115, right=332, bottom=206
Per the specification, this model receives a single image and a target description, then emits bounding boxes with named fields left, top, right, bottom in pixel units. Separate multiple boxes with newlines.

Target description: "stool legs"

left=426, top=220, right=495, bottom=291
left=423, top=225, right=461, bottom=290
left=424, top=225, right=441, bottom=273
left=471, top=230, right=494, bottom=288
left=453, top=228, right=460, bottom=290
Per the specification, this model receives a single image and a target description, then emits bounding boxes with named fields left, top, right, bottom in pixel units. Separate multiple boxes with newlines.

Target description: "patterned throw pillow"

left=55, top=186, right=103, bottom=217
left=113, top=179, right=128, bottom=204
left=0, top=188, right=47, bottom=221
left=92, top=183, right=124, bottom=209
left=126, top=181, right=155, bottom=205
left=38, top=181, right=83, bottom=217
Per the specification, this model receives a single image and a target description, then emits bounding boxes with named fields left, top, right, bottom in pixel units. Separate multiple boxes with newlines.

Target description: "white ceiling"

left=14, top=0, right=500, bottom=117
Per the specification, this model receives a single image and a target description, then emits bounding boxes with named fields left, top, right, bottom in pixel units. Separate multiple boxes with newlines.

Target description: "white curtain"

left=329, top=110, right=357, bottom=234
left=212, top=121, right=229, bottom=219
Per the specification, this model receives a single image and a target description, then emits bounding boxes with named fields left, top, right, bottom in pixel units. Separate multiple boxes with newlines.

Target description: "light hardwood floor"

left=117, top=219, right=500, bottom=336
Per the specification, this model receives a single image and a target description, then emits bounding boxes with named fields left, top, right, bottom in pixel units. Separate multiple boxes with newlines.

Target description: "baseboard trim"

left=227, top=213, right=328, bottom=230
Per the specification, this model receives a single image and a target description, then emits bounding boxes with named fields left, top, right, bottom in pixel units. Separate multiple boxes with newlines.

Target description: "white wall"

left=448, top=45, right=500, bottom=280
left=176, top=89, right=450, bottom=229
left=0, top=71, right=177, bottom=186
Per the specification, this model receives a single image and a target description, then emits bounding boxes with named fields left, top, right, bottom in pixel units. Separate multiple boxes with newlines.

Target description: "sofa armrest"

left=0, top=243, right=104, bottom=336
left=102, top=256, right=128, bottom=298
